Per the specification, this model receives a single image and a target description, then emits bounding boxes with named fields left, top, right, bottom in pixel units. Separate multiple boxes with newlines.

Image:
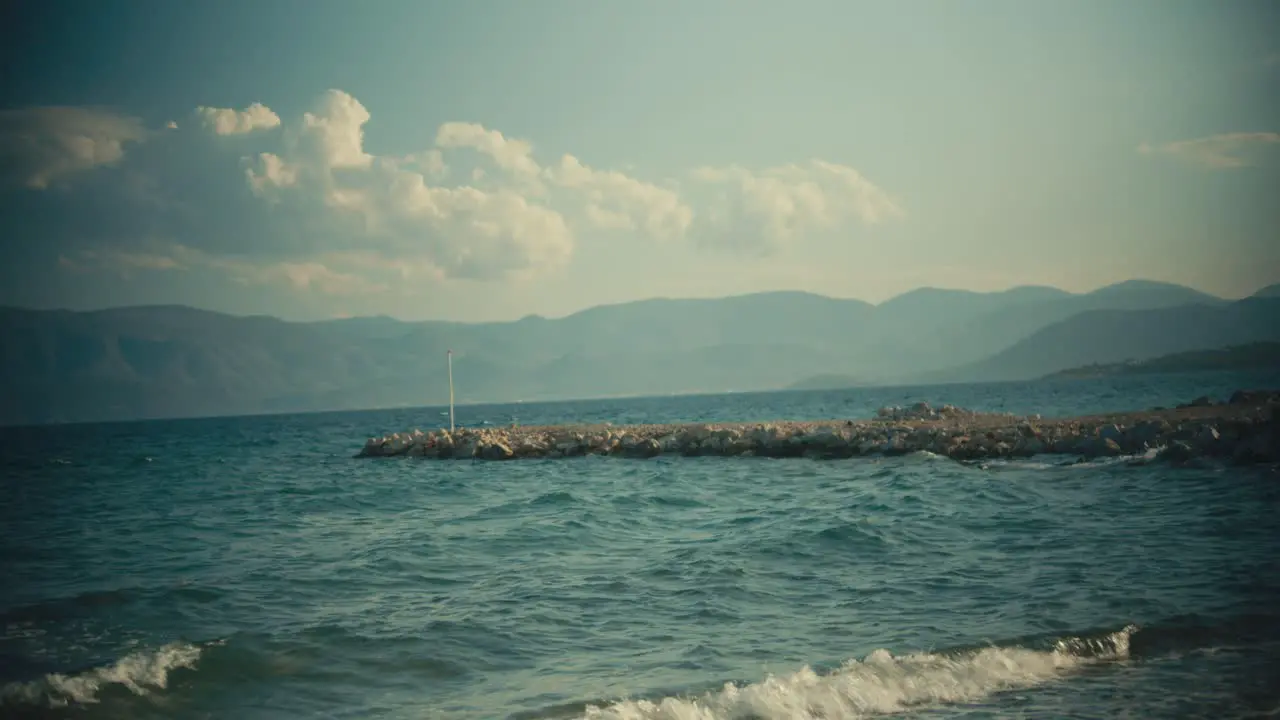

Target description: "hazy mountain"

left=929, top=298, right=1280, bottom=383
left=863, top=280, right=1231, bottom=378
left=1253, top=283, right=1280, bottom=298
left=1082, top=279, right=1222, bottom=304
left=2, top=280, right=1268, bottom=425
left=871, top=285, right=1073, bottom=326
left=0, top=294, right=872, bottom=425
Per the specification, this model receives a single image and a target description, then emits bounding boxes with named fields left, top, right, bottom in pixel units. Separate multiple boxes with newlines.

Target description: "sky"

left=0, top=0, right=1277, bottom=322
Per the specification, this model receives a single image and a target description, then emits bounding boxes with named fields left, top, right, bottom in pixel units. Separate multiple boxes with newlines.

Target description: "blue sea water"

left=3, top=370, right=1280, bottom=719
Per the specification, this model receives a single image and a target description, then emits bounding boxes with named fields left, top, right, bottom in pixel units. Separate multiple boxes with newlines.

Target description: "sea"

left=3, top=370, right=1280, bottom=720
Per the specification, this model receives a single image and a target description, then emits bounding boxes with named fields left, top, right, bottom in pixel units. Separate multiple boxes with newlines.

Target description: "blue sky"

left=1, top=0, right=1277, bottom=321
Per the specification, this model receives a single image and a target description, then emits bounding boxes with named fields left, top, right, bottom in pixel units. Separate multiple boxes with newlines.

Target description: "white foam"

left=981, top=458, right=1059, bottom=471
left=983, top=445, right=1165, bottom=472
left=1, top=641, right=203, bottom=708
left=1065, top=445, right=1163, bottom=469
left=579, top=627, right=1134, bottom=719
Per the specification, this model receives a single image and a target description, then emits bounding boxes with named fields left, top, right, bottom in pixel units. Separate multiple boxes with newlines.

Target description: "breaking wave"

left=573, top=626, right=1135, bottom=719
left=0, top=641, right=206, bottom=709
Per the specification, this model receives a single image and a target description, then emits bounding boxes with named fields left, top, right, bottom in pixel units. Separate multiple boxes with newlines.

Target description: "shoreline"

left=356, top=390, right=1280, bottom=465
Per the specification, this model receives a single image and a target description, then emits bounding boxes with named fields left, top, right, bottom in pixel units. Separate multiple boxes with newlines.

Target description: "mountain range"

left=2, top=279, right=1279, bottom=425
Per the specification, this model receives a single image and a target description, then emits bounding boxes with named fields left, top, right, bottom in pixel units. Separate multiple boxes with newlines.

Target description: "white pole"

left=447, top=349, right=455, bottom=433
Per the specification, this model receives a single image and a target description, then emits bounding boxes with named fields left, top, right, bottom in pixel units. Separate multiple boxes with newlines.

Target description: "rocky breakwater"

left=357, top=390, right=1280, bottom=465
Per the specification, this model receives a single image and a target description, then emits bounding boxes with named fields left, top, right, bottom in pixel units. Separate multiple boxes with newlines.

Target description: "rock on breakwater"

left=356, top=391, right=1280, bottom=465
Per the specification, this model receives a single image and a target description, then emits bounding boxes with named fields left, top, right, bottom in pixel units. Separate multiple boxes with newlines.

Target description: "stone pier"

left=356, top=390, right=1280, bottom=465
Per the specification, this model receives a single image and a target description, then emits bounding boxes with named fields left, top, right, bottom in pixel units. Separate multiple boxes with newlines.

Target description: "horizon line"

left=2, top=276, right=1275, bottom=325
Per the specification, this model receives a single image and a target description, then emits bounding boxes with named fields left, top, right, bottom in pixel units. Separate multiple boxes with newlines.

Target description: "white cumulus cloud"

left=435, top=122, right=540, bottom=180
left=546, top=154, right=693, bottom=240
left=361, top=165, right=573, bottom=279
left=239, top=92, right=573, bottom=281
left=399, top=149, right=448, bottom=179
left=245, top=152, right=299, bottom=195
left=18, top=87, right=906, bottom=295
left=691, top=160, right=903, bottom=251
left=295, top=90, right=373, bottom=169
left=195, top=102, right=281, bottom=136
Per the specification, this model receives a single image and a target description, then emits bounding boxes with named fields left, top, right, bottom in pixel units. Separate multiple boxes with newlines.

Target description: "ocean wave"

left=812, top=522, right=888, bottom=548
left=1078, top=445, right=1164, bottom=468
left=530, top=491, right=580, bottom=507
left=1, top=584, right=224, bottom=627
left=572, top=626, right=1135, bottom=719
left=0, top=641, right=206, bottom=709
left=974, top=444, right=1167, bottom=472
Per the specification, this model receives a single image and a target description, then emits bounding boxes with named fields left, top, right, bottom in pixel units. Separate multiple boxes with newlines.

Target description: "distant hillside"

left=0, top=294, right=872, bottom=425
left=1253, top=283, right=1280, bottom=299
left=930, top=298, right=1280, bottom=383
left=0, top=279, right=1260, bottom=425
left=853, top=280, right=1229, bottom=378
left=1043, top=342, right=1280, bottom=380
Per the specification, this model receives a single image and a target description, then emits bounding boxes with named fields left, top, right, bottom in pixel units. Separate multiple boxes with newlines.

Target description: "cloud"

left=195, top=102, right=281, bottom=136
left=245, top=151, right=300, bottom=195
left=241, top=94, right=574, bottom=280
left=295, top=90, right=373, bottom=170
left=399, top=149, right=447, bottom=179
left=429, top=122, right=692, bottom=240
left=1138, top=133, right=1280, bottom=169
left=546, top=154, right=693, bottom=239
left=348, top=165, right=574, bottom=279
left=584, top=203, right=635, bottom=231
left=6, top=88, right=902, bottom=295
left=0, top=107, right=146, bottom=189
left=435, top=122, right=540, bottom=180
left=240, top=90, right=374, bottom=192
left=690, top=160, right=903, bottom=251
